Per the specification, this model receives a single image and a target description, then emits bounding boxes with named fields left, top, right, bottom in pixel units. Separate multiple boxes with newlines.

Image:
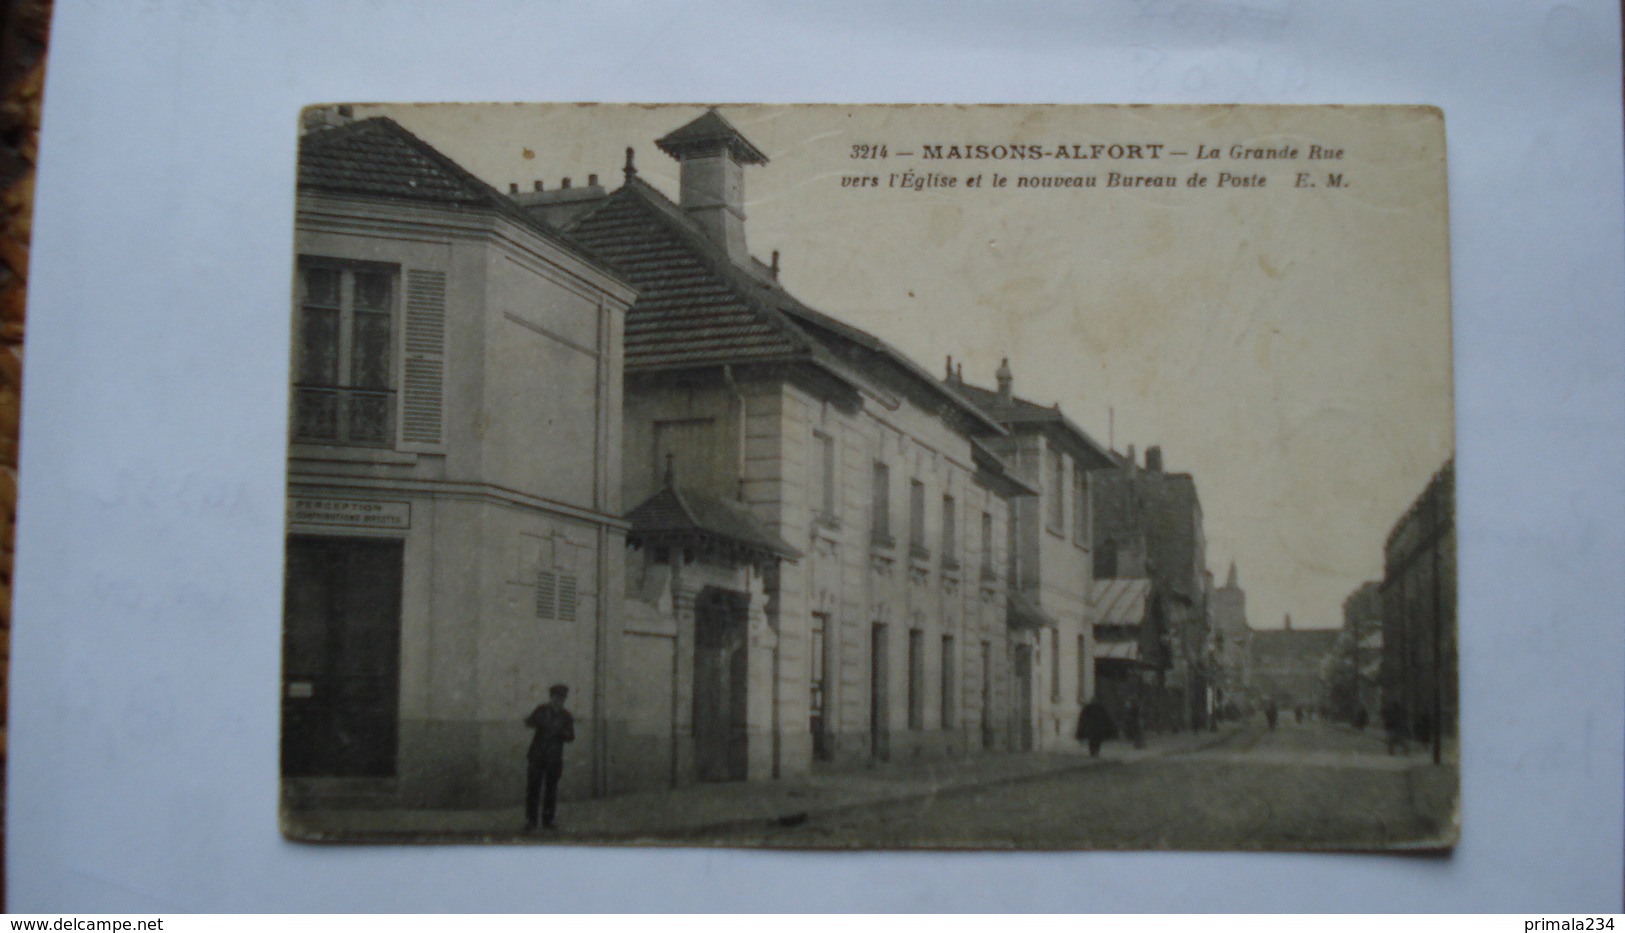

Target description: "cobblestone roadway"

left=705, top=721, right=1456, bottom=850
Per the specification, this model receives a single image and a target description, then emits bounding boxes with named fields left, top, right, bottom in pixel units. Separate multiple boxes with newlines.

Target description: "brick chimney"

left=655, top=109, right=767, bottom=264
left=1145, top=446, right=1163, bottom=472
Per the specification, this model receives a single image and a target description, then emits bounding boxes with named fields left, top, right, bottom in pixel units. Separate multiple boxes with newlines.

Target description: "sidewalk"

left=285, top=726, right=1240, bottom=844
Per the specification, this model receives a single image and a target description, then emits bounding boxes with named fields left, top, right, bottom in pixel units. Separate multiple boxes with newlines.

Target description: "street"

left=701, top=720, right=1457, bottom=850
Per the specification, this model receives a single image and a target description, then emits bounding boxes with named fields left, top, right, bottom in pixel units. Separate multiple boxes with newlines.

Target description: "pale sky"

left=356, top=103, right=1455, bottom=631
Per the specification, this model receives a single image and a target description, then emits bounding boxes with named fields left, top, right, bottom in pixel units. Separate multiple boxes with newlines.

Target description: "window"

left=810, top=615, right=829, bottom=756
left=1050, top=628, right=1061, bottom=704
left=812, top=431, right=836, bottom=520
left=1078, top=633, right=1088, bottom=703
left=908, top=628, right=926, bottom=730
left=980, top=640, right=994, bottom=747
left=294, top=261, right=396, bottom=445
left=1074, top=467, right=1090, bottom=547
left=941, top=495, right=957, bottom=567
left=1007, top=502, right=1021, bottom=585
left=1047, top=447, right=1066, bottom=532
left=909, top=480, right=928, bottom=558
left=871, top=461, right=892, bottom=544
left=941, top=635, right=956, bottom=729
left=980, top=511, right=994, bottom=577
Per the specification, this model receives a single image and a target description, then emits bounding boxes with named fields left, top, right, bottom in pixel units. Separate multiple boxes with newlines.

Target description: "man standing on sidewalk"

left=524, top=684, right=575, bottom=831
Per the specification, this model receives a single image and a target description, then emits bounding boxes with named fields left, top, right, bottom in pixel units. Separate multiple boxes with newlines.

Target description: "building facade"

left=1381, top=458, right=1457, bottom=748
left=283, top=115, right=637, bottom=809
left=522, top=110, right=1037, bottom=785
left=1247, top=615, right=1340, bottom=713
left=1091, top=445, right=1215, bottom=730
left=1329, top=580, right=1383, bottom=723
left=948, top=362, right=1118, bottom=751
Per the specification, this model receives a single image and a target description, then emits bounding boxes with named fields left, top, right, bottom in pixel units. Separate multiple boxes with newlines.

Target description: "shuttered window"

left=535, top=570, right=579, bottom=622
left=401, top=269, right=447, bottom=448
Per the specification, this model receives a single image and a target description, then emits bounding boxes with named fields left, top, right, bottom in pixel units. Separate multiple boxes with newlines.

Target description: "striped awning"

left=1090, top=577, right=1152, bottom=624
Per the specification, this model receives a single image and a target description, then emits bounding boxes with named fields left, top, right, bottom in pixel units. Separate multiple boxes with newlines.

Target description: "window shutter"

left=557, top=575, right=578, bottom=622
left=400, top=269, right=447, bottom=449
left=535, top=570, right=558, bottom=620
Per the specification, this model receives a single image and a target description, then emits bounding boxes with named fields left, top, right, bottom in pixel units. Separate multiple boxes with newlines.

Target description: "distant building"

left=522, top=110, right=1037, bottom=786
left=1092, top=446, right=1214, bottom=730
left=1211, top=562, right=1252, bottom=712
left=1247, top=615, right=1340, bottom=712
left=1381, top=458, right=1456, bottom=747
left=1330, top=581, right=1383, bottom=723
left=949, top=361, right=1118, bottom=750
left=282, top=115, right=637, bottom=809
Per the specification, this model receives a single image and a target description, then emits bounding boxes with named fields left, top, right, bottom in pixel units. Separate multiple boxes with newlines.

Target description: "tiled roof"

left=300, top=117, right=496, bottom=205
left=558, top=177, right=1008, bottom=441
left=298, top=117, right=616, bottom=275
left=626, top=484, right=801, bottom=562
left=655, top=109, right=768, bottom=164
left=950, top=378, right=1117, bottom=468
left=558, top=180, right=816, bottom=372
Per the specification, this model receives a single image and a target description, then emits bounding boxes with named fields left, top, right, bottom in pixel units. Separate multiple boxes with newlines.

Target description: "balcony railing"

left=294, top=385, right=395, bottom=446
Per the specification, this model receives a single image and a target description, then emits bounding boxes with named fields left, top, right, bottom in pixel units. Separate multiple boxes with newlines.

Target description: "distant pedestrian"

left=1265, top=700, right=1279, bottom=731
left=523, top=684, right=575, bottom=831
left=1075, top=699, right=1118, bottom=757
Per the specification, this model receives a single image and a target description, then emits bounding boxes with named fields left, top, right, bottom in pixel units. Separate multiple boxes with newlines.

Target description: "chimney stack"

left=509, top=183, right=519, bottom=194
left=770, top=250, right=780, bottom=279
left=561, top=177, right=572, bottom=190
left=1145, top=446, right=1163, bottom=472
left=534, top=180, right=544, bottom=191
left=655, top=109, right=768, bottom=264
left=300, top=104, right=354, bottom=134
left=1124, top=445, right=1136, bottom=473
left=588, top=173, right=598, bottom=187
left=996, top=358, right=1013, bottom=403
left=945, top=355, right=954, bottom=380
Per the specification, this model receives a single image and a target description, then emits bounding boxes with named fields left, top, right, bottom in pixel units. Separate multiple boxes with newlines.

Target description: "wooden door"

left=281, top=536, right=403, bottom=777
left=693, top=587, right=749, bottom=781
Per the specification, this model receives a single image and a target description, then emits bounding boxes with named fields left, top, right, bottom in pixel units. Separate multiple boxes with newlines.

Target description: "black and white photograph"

left=277, top=103, right=1457, bottom=850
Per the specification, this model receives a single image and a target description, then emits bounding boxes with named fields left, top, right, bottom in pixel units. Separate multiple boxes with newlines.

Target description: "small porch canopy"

left=626, top=484, right=802, bottom=569
left=1007, top=592, right=1058, bottom=631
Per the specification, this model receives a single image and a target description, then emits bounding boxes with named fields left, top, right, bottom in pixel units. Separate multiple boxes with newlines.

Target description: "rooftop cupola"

left=655, top=109, right=768, bottom=264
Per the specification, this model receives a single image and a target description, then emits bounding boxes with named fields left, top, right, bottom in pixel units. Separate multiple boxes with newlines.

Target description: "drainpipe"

left=724, top=364, right=778, bottom=776
left=723, top=365, right=748, bottom=500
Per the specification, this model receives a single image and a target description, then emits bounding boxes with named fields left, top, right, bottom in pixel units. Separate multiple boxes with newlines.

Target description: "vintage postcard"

left=279, top=103, right=1456, bottom=849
